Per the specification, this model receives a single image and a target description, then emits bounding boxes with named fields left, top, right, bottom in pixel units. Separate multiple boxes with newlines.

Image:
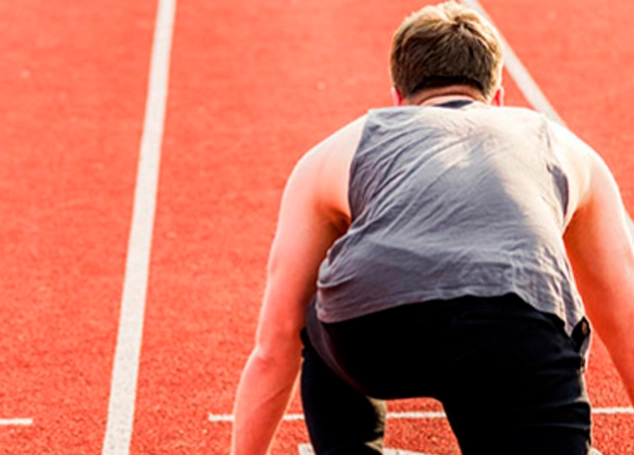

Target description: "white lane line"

left=462, top=0, right=634, bottom=247
left=593, top=407, right=634, bottom=415
left=208, top=407, right=634, bottom=422
left=101, top=0, right=176, bottom=454
left=0, top=419, right=33, bottom=426
left=385, top=411, right=447, bottom=419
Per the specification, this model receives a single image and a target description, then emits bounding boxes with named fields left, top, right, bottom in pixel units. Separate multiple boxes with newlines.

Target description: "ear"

left=391, top=87, right=406, bottom=106
left=491, top=86, right=504, bottom=106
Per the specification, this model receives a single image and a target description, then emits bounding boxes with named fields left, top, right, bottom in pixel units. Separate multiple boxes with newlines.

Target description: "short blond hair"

left=390, top=1, right=503, bottom=101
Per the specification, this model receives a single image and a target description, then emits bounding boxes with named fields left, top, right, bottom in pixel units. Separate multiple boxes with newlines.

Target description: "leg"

left=442, top=296, right=592, bottom=455
left=300, top=329, right=386, bottom=455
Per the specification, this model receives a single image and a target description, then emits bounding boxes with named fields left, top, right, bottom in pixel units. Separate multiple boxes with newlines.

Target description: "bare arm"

left=230, top=118, right=363, bottom=455
left=564, top=147, right=634, bottom=405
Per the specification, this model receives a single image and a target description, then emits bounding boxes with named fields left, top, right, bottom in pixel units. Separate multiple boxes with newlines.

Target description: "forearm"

left=595, top=307, right=634, bottom=405
left=584, top=278, right=634, bottom=406
left=231, top=348, right=302, bottom=455
left=611, top=343, right=634, bottom=406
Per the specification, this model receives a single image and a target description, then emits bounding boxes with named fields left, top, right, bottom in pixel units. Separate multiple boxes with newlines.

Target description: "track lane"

left=0, top=1, right=156, bottom=453
left=129, top=0, right=534, bottom=453
left=129, top=0, right=632, bottom=454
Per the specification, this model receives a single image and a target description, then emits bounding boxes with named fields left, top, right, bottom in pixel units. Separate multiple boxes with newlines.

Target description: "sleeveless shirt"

left=315, top=101, right=586, bottom=340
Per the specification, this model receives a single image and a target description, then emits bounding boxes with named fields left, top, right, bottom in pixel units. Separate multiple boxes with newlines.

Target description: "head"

left=390, top=1, right=504, bottom=105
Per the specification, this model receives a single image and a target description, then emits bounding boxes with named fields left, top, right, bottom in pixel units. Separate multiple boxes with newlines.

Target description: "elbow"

left=245, top=345, right=303, bottom=385
left=252, top=346, right=285, bottom=367
left=252, top=336, right=303, bottom=369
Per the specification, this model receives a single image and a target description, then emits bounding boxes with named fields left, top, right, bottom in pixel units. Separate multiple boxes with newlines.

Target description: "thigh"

left=313, top=300, right=455, bottom=399
left=442, top=297, right=591, bottom=455
left=300, top=329, right=386, bottom=455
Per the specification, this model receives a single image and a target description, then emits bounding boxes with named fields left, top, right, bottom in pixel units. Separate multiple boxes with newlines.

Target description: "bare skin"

left=230, top=85, right=634, bottom=455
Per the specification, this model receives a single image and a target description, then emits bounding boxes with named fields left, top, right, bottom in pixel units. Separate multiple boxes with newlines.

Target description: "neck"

left=418, top=94, right=477, bottom=106
left=407, top=85, right=485, bottom=106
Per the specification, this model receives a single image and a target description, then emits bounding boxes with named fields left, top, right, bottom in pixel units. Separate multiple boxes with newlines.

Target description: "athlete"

left=230, top=2, right=634, bottom=454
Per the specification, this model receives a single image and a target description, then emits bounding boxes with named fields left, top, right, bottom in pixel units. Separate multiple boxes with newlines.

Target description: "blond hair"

left=390, top=1, right=503, bottom=101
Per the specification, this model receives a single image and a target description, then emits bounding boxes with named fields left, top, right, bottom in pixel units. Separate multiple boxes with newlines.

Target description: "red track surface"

left=0, top=1, right=155, bottom=454
left=0, top=0, right=631, bottom=454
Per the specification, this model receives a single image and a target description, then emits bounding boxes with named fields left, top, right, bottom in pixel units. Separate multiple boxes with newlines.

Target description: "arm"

left=563, top=147, right=634, bottom=405
left=230, top=118, right=363, bottom=455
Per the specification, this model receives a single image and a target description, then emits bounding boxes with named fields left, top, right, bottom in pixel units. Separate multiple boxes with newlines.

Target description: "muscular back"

left=315, top=102, right=585, bottom=340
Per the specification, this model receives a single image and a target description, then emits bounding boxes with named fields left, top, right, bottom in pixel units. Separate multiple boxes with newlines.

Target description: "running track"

left=0, top=1, right=632, bottom=454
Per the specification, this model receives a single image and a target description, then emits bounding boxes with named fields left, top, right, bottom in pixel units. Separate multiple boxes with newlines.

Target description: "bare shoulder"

left=547, top=120, right=596, bottom=219
left=554, top=118, right=634, bottom=285
left=293, top=115, right=367, bottom=228
left=548, top=120, right=626, bottom=215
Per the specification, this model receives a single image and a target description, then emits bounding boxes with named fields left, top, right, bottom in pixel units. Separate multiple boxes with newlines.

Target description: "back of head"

left=390, top=1, right=504, bottom=102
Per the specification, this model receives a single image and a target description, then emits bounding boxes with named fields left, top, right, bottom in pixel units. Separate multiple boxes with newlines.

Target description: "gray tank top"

left=316, top=102, right=585, bottom=338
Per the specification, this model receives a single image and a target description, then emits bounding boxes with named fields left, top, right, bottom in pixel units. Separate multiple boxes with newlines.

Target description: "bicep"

left=255, top=152, right=345, bottom=355
left=564, top=152, right=634, bottom=323
left=252, top=117, right=363, bottom=356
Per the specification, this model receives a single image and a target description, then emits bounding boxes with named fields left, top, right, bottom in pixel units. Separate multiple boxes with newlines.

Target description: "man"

left=230, top=2, right=634, bottom=454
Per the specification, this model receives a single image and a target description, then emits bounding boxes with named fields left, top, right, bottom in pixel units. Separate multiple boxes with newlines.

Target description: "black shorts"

left=302, top=294, right=592, bottom=455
